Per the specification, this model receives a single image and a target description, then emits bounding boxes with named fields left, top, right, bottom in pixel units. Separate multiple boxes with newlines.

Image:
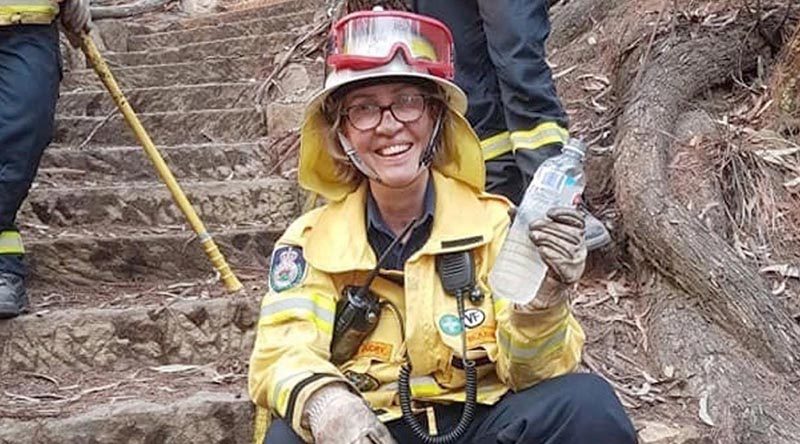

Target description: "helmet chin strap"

left=419, top=110, right=444, bottom=168
left=338, top=132, right=383, bottom=182
left=338, top=111, right=444, bottom=184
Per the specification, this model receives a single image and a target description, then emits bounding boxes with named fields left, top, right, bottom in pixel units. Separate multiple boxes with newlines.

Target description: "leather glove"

left=58, top=0, right=92, bottom=46
left=514, top=207, right=586, bottom=311
left=304, top=383, right=397, bottom=444
left=528, top=206, right=587, bottom=285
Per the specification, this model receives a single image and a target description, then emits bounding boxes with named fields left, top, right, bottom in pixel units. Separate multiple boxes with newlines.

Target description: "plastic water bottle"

left=489, top=138, right=587, bottom=303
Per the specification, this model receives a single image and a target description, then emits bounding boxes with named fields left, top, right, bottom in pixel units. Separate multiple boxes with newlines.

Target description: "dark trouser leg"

left=264, top=418, right=305, bottom=444
left=478, top=0, right=567, bottom=189
left=413, top=0, right=509, bottom=146
left=477, top=0, right=567, bottom=132
left=0, top=24, right=61, bottom=277
left=471, top=373, right=637, bottom=444
left=514, top=144, right=562, bottom=194
left=485, top=153, right=524, bottom=205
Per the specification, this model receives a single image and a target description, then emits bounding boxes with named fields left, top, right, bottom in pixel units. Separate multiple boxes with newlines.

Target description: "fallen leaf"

left=642, top=371, right=659, bottom=384
left=699, top=392, right=715, bottom=427
left=663, top=365, right=675, bottom=379
left=149, top=364, right=201, bottom=374
left=759, top=264, right=800, bottom=280
left=634, top=382, right=652, bottom=396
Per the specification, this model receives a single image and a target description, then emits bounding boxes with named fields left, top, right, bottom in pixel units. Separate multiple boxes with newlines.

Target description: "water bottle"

left=489, top=138, right=587, bottom=304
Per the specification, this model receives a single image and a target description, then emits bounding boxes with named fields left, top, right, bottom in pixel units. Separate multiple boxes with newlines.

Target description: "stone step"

left=37, top=141, right=287, bottom=185
left=54, top=108, right=265, bottom=146
left=157, top=0, right=320, bottom=32
left=25, top=224, right=282, bottom=284
left=0, top=296, right=259, bottom=374
left=21, top=178, right=299, bottom=228
left=57, top=82, right=258, bottom=116
left=0, top=390, right=252, bottom=443
left=128, top=9, right=315, bottom=51
left=106, top=31, right=301, bottom=67
left=62, top=55, right=268, bottom=92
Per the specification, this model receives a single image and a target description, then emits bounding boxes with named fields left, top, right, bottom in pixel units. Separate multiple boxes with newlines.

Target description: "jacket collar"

left=304, top=170, right=494, bottom=274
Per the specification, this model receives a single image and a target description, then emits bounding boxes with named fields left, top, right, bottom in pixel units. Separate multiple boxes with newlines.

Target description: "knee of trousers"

left=552, top=373, right=637, bottom=438
left=264, top=418, right=305, bottom=444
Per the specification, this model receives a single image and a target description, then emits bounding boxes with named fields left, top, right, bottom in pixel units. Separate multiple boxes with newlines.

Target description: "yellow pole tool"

left=77, top=31, right=243, bottom=292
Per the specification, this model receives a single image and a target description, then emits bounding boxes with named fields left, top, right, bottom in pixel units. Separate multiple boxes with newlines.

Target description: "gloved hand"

left=528, top=207, right=586, bottom=284
left=304, top=383, right=397, bottom=444
left=515, top=207, right=586, bottom=311
left=58, top=0, right=92, bottom=46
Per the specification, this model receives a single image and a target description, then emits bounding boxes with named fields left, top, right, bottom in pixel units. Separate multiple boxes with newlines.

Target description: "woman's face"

left=341, top=82, right=436, bottom=189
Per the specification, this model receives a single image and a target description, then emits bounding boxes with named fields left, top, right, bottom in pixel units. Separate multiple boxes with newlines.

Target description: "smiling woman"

left=248, top=7, right=635, bottom=444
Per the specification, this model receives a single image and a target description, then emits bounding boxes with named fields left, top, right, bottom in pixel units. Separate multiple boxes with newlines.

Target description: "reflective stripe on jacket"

left=248, top=170, right=585, bottom=442
left=0, top=231, right=24, bottom=255
left=0, top=0, right=58, bottom=25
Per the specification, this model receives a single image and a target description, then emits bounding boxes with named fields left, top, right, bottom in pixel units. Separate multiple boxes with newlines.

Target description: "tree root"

left=613, top=10, right=800, bottom=442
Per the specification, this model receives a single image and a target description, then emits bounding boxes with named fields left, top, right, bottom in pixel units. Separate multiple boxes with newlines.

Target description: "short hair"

left=320, top=78, right=452, bottom=187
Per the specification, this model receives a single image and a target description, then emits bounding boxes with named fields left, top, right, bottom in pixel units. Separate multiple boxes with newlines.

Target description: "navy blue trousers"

left=412, top=0, right=569, bottom=205
left=0, top=24, right=61, bottom=277
left=266, top=373, right=638, bottom=443
left=412, top=0, right=567, bottom=140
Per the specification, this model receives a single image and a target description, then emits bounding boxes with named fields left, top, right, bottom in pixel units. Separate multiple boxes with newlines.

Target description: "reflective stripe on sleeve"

left=498, top=321, right=568, bottom=362
left=260, top=293, right=335, bottom=334
left=0, top=231, right=24, bottom=255
left=510, top=122, right=569, bottom=152
left=480, top=131, right=513, bottom=161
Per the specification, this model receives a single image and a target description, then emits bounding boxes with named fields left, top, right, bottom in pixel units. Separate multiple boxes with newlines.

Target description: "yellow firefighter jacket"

left=248, top=170, right=585, bottom=442
left=0, top=0, right=58, bottom=25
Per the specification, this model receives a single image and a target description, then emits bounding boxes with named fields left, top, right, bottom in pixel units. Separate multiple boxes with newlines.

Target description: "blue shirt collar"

left=365, top=176, right=435, bottom=270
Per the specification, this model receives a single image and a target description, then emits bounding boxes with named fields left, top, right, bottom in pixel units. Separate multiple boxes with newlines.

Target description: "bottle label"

left=534, top=168, right=564, bottom=192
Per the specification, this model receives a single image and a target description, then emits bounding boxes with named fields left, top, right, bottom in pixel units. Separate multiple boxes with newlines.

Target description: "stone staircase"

left=0, top=1, right=324, bottom=441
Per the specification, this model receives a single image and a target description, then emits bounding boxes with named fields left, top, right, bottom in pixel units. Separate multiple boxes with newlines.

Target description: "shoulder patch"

left=269, top=246, right=307, bottom=292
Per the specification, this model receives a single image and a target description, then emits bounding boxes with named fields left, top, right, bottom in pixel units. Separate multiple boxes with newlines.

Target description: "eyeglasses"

left=343, top=94, right=435, bottom=131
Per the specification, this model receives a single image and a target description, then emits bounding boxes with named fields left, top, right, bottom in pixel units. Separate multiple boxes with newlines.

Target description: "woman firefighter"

left=248, top=9, right=636, bottom=444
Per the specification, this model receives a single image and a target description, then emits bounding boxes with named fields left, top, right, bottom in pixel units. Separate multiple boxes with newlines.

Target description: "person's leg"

left=263, top=418, right=306, bottom=444
left=471, top=373, right=637, bottom=444
left=0, top=24, right=61, bottom=318
left=485, top=153, right=524, bottom=205
left=476, top=0, right=610, bottom=248
left=478, top=0, right=567, bottom=140
left=413, top=0, right=523, bottom=202
left=385, top=403, right=493, bottom=444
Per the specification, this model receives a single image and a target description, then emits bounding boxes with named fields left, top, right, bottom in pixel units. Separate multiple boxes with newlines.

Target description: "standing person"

left=0, top=0, right=91, bottom=319
left=411, top=0, right=611, bottom=250
left=249, top=9, right=636, bottom=443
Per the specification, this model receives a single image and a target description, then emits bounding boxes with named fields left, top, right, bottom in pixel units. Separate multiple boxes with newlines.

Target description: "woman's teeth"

left=377, top=144, right=411, bottom=157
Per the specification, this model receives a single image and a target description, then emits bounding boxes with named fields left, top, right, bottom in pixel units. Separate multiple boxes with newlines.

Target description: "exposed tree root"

left=613, top=10, right=800, bottom=441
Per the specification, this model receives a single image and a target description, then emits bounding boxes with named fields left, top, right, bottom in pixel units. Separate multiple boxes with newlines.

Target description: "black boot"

left=0, top=272, right=27, bottom=319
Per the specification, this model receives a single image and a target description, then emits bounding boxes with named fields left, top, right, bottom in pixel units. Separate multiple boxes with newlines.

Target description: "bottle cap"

left=563, top=138, right=587, bottom=157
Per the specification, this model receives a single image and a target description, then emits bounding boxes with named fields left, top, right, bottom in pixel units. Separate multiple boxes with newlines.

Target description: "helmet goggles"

left=328, top=10, right=455, bottom=80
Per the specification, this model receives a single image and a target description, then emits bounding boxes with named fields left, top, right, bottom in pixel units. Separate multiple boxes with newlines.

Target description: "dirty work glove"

left=529, top=207, right=587, bottom=284
left=516, top=207, right=586, bottom=311
left=58, top=0, right=92, bottom=46
left=304, top=383, right=397, bottom=444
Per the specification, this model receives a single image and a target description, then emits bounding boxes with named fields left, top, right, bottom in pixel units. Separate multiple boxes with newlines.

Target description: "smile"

left=376, top=144, right=412, bottom=158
